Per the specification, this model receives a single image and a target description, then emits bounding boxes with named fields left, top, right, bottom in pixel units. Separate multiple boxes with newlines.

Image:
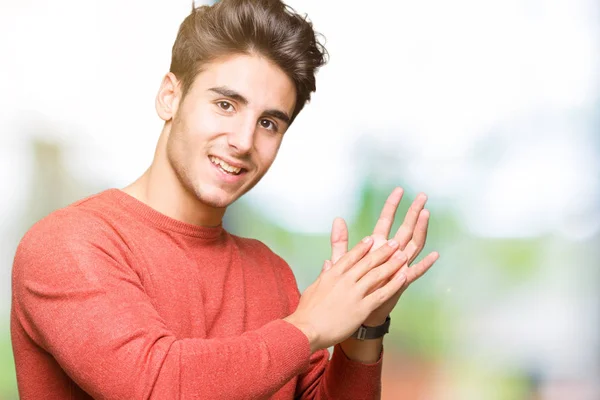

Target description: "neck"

left=122, top=125, right=226, bottom=227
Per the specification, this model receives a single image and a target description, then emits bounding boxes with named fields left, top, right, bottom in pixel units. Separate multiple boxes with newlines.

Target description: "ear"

left=155, top=72, right=181, bottom=121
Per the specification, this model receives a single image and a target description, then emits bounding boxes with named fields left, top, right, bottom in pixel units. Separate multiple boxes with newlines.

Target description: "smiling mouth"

left=209, top=155, right=244, bottom=175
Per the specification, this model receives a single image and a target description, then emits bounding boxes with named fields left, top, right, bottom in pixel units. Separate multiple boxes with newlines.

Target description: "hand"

left=284, top=235, right=408, bottom=353
left=327, top=187, right=439, bottom=326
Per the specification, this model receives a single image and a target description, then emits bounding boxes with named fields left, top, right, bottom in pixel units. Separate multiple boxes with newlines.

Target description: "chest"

left=129, top=236, right=293, bottom=339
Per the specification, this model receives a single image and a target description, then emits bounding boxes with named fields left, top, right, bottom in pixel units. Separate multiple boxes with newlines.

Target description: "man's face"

left=166, top=53, right=296, bottom=209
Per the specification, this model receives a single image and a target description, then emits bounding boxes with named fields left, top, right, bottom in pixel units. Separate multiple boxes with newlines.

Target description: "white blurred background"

left=1, top=0, right=599, bottom=398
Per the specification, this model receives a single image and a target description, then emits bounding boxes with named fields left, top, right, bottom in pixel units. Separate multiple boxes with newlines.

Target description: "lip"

left=209, top=155, right=248, bottom=170
left=208, top=156, right=248, bottom=183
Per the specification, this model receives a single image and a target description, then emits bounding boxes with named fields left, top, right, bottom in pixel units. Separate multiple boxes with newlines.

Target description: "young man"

left=11, top=0, right=438, bottom=398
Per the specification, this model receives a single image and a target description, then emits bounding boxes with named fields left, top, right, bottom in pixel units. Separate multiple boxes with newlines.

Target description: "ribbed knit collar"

left=107, top=188, right=224, bottom=239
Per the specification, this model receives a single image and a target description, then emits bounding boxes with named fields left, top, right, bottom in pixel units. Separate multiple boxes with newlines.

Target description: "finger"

left=362, top=270, right=408, bottom=312
left=382, top=273, right=409, bottom=305
left=401, top=209, right=429, bottom=265
left=331, top=236, right=374, bottom=274
left=321, top=259, right=332, bottom=273
left=394, top=193, right=427, bottom=248
left=399, top=251, right=439, bottom=285
left=365, top=267, right=410, bottom=300
left=346, top=240, right=405, bottom=281
left=372, top=187, right=404, bottom=239
left=356, top=250, right=407, bottom=296
left=330, top=217, right=349, bottom=264
left=365, top=251, right=401, bottom=293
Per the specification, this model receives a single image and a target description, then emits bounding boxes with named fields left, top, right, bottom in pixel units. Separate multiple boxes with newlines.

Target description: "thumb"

left=330, top=217, right=349, bottom=264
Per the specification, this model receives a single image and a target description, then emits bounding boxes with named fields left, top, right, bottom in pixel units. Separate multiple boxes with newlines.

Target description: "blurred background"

left=1, top=0, right=599, bottom=398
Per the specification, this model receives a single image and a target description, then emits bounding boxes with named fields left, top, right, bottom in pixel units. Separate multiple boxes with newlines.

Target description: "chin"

left=193, top=185, right=240, bottom=209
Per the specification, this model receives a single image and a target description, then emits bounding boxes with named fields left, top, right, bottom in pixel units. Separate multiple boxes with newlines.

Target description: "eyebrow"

left=208, top=86, right=291, bottom=124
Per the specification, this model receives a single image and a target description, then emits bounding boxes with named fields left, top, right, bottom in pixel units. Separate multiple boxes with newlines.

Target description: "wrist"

left=363, top=314, right=389, bottom=327
left=351, top=316, right=391, bottom=341
left=363, top=318, right=387, bottom=327
left=339, top=337, right=383, bottom=364
left=283, top=315, right=320, bottom=353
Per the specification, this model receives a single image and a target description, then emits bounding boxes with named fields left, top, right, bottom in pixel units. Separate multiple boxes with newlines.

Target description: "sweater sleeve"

left=11, top=215, right=312, bottom=400
left=271, top=255, right=384, bottom=399
left=294, top=344, right=383, bottom=399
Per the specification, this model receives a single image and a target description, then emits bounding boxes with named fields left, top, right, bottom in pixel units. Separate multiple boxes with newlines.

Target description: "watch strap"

left=351, top=316, right=391, bottom=341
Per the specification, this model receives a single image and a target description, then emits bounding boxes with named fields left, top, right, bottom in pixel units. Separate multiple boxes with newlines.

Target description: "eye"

left=259, top=119, right=278, bottom=132
left=216, top=101, right=235, bottom=112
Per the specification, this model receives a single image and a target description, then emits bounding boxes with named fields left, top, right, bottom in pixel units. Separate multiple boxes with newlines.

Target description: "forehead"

left=191, top=53, right=296, bottom=114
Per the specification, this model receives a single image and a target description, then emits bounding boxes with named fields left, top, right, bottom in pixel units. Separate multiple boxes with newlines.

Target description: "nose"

left=227, top=117, right=256, bottom=155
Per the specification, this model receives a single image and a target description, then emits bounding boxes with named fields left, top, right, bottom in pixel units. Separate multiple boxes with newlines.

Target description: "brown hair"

left=169, top=0, right=328, bottom=123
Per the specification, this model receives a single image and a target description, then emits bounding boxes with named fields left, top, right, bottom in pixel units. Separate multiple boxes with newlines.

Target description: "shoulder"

left=13, top=190, right=128, bottom=278
left=18, top=191, right=115, bottom=249
left=229, top=234, right=272, bottom=255
left=229, top=234, right=297, bottom=278
left=229, top=234, right=285, bottom=263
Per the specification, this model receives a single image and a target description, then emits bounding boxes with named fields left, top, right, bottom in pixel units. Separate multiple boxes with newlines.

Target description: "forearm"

left=152, top=320, right=310, bottom=399
left=292, top=328, right=384, bottom=399
left=15, top=253, right=312, bottom=399
left=339, top=316, right=387, bottom=364
left=338, top=336, right=383, bottom=364
left=25, top=307, right=311, bottom=399
left=296, top=342, right=382, bottom=399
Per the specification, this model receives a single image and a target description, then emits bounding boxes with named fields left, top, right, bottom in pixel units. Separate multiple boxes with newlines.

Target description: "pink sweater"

left=11, top=189, right=382, bottom=399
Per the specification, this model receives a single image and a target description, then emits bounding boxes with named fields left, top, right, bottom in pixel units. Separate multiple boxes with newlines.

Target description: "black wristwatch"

left=350, top=316, right=391, bottom=340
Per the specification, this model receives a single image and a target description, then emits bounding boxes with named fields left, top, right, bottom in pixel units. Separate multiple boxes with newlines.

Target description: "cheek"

left=194, top=110, right=223, bottom=134
left=254, top=136, right=282, bottom=169
left=174, top=107, right=222, bottom=148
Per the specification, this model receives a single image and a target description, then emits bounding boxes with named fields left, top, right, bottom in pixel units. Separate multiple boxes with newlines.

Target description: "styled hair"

left=169, top=0, right=328, bottom=124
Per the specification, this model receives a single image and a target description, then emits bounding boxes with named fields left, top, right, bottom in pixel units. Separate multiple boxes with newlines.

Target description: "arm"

left=13, top=208, right=407, bottom=399
left=294, top=188, right=441, bottom=399
left=12, top=221, right=312, bottom=400
left=275, top=258, right=383, bottom=400
left=294, top=343, right=384, bottom=399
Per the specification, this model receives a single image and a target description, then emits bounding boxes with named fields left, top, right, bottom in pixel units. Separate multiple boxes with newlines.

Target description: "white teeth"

left=209, top=156, right=242, bottom=174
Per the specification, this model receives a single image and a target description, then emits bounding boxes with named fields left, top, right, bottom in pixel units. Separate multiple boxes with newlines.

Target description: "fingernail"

left=362, top=236, right=372, bottom=243
left=393, top=251, right=406, bottom=260
left=387, top=239, right=398, bottom=248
